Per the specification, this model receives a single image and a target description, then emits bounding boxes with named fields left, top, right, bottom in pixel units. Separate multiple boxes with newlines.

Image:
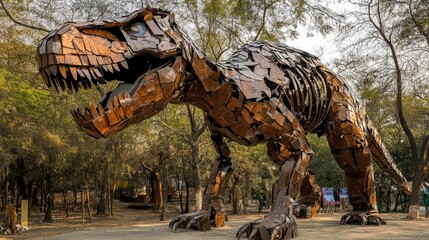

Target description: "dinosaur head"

left=36, top=8, right=187, bottom=138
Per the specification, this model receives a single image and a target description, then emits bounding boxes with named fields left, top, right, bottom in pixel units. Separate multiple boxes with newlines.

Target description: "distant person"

left=257, top=192, right=264, bottom=213
left=423, top=182, right=429, bottom=218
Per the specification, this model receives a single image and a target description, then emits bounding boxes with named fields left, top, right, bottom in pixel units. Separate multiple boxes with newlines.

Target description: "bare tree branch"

left=0, top=0, right=50, bottom=32
left=158, top=120, right=191, bottom=144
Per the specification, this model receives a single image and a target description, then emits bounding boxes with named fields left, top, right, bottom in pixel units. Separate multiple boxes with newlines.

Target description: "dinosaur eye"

left=126, top=22, right=147, bottom=37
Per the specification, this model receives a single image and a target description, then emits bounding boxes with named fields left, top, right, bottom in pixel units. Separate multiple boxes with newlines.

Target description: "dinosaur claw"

left=169, top=210, right=210, bottom=231
left=236, top=223, right=249, bottom=239
left=248, top=226, right=259, bottom=239
left=236, top=214, right=297, bottom=239
left=340, top=212, right=386, bottom=226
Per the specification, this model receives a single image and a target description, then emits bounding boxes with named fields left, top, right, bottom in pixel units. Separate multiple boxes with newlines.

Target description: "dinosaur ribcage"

left=280, top=65, right=331, bottom=132
left=219, top=41, right=333, bottom=133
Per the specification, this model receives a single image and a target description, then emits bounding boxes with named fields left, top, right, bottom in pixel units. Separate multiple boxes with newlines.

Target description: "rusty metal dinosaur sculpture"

left=36, top=8, right=412, bottom=239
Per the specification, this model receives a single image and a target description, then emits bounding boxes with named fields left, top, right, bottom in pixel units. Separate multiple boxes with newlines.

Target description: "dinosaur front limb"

left=170, top=132, right=233, bottom=231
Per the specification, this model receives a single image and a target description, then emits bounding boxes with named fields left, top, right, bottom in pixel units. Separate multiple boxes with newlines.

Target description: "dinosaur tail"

left=366, top=120, right=412, bottom=195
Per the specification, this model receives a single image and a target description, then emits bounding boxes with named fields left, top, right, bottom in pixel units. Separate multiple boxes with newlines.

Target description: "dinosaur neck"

left=176, top=28, right=222, bottom=92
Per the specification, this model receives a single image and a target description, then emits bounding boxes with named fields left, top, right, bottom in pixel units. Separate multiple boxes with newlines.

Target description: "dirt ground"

left=2, top=201, right=429, bottom=239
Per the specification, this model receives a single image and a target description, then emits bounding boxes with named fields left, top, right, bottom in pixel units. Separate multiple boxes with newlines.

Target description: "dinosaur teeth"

left=102, top=65, right=108, bottom=73
left=120, top=60, right=129, bottom=70
left=69, top=67, right=78, bottom=81
left=65, top=80, right=72, bottom=91
left=89, top=102, right=99, bottom=118
left=74, top=108, right=85, bottom=124
left=93, top=68, right=103, bottom=78
left=82, top=68, right=92, bottom=81
left=89, top=68, right=98, bottom=80
left=41, top=74, right=51, bottom=87
left=51, top=64, right=58, bottom=76
left=72, top=80, right=79, bottom=92
left=51, top=77, right=59, bottom=92
left=113, top=96, right=120, bottom=108
left=59, top=65, right=67, bottom=79
left=71, top=110, right=80, bottom=125
left=71, top=109, right=85, bottom=125
left=107, top=100, right=114, bottom=110
left=83, top=108, right=92, bottom=121
left=44, top=67, right=51, bottom=76
left=124, top=92, right=131, bottom=101
left=118, top=92, right=125, bottom=104
left=57, top=78, right=66, bottom=91
left=106, top=64, right=114, bottom=73
left=97, top=103, right=105, bottom=115
left=112, top=63, right=120, bottom=72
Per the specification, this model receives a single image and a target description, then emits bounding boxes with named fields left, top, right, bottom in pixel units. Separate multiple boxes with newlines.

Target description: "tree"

left=159, top=104, right=207, bottom=210
left=337, top=0, right=429, bottom=218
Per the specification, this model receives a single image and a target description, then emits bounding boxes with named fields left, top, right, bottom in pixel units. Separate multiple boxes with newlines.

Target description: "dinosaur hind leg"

left=169, top=131, right=233, bottom=231
left=325, top=94, right=384, bottom=225
left=237, top=128, right=313, bottom=239
left=267, top=142, right=321, bottom=219
left=294, top=170, right=321, bottom=219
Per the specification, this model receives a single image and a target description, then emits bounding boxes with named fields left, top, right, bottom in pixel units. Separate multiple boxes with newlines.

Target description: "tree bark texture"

left=191, top=142, right=202, bottom=210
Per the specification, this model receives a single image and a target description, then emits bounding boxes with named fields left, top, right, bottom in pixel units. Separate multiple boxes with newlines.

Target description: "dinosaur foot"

left=340, top=211, right=386, bottom=226
left=293, top=204, right=320, bottom=219
left=169, top=210, right=211, bottom=231
left=236, top=215, right=298, bottom=240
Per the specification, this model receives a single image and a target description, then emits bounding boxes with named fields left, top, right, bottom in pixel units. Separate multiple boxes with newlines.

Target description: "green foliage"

left=308, top=134, right=345, bottom=187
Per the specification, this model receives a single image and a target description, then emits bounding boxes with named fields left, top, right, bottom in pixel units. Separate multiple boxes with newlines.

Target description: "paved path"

left=36, top=212, right=429, bottom=240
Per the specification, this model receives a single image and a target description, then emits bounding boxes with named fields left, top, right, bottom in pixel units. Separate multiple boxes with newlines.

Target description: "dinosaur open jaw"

left=58, top=53, right=175, bottom=139
left=96, top=54, right=174, bottom=109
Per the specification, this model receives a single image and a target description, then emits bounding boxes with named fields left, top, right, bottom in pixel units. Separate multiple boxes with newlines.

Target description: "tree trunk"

left=17, top=157, right=28, bottom=200
left=393, top=191, right=400, bottom=212
left=142, top=159, right=164, bottom=211
left=85, top=185, right=92, bottom=222
left=5, top=166, right=9, bottom=208
left=31, top=181, right=39, bottom=207
left=153, top=172, right=163, bottom=211
left=97, top=192, right=106, bottom=216
left=43, top=174, right=54, bottom=222
left=110, top=179, right=115, bottom=217
left=39, top=180, right=44, bottom=213
left=185, top=181, right=190, bottom=213
left=85, top=183, right=92, bottom=222
left=15, top=186, right=19, bottom=211
left=231, top=176, right=240, bottom=215
left=0, top=168, right=3, bottom=211
left=81, top=190, right=84, bottom=224
left=97, top=171, right=107, bottom=216
left=149, top=173, right=155, bottom=204
left=43, top=194, right=54, bottom=223
left=43, top=175, right=54, bottom=224
left=43, top=192, right=48, bottom=213
left=191, top=142, right=202, bottom=210
left=5, top=203, right=17, bottom=233
left=177, top=178, right=184, bottom=213
left=73, top=190, right=77, bottom=210
left=241, top=187, right=248, bottom=215
left=160, top=184, right=168, bottom=221
left=368, top=2, right=422, bottom=220
left=62, top=191, right=68, bottom=217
